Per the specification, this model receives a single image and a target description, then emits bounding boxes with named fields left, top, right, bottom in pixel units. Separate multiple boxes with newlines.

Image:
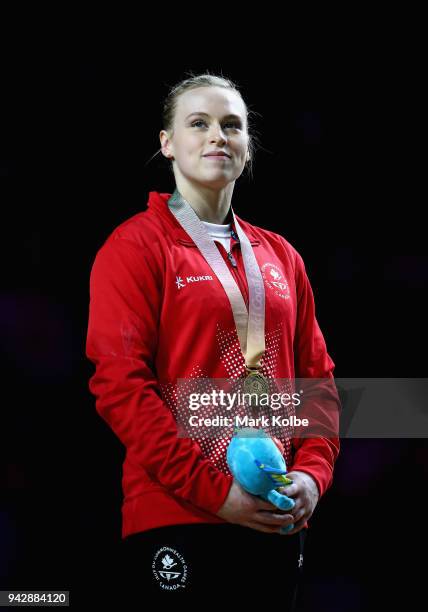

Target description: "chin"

left=202, top=180, right=233, bottom=191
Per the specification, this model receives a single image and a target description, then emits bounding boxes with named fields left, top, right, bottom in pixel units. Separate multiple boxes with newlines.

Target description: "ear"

left=159, top=130, right=174, bottom=160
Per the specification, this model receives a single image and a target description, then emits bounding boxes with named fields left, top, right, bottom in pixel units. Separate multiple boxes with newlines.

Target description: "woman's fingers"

left=256, top=510, right=294, bottom=527
left=245, top=522, right=285, bottom=535
left=279, top=484, right=298, bottom=497
left=254, top=499, right=279, bottom=512
left=283, top=515, right=307, bottom=536
left=290, top=507, right=306, bottom=523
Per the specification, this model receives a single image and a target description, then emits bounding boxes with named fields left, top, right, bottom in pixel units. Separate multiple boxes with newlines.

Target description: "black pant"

left=116, top=523, right=306, bottom=608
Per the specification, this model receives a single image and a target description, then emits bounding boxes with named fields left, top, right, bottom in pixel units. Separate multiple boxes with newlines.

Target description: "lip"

left=203, top=155, right=230, bottom=161
left=203, top=152, right=231, bottom=158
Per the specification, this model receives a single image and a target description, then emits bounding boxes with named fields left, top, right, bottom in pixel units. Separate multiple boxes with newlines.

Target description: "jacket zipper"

left=225, top=244, right=249, bottom=308
left=227, top=251, right=237, bottom=267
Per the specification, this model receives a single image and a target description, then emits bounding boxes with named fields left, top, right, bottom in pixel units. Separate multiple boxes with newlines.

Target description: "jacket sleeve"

left=289, top=250, right=341, bottom=498
left=85, top=236, right=233, bottom=514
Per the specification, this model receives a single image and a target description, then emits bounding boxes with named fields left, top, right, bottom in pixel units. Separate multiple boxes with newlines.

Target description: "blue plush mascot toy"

left=226, top=427, right=295, bottom=534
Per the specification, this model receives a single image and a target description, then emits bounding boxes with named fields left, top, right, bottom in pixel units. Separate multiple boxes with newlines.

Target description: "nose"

left=208, top=122, right=227, bottom=144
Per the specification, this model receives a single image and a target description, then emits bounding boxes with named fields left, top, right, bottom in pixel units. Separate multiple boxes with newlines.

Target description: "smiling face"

left=160, top=86, right=250, bottom=190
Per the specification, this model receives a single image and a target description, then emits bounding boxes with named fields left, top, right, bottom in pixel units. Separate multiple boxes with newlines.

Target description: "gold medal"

left=242, top=370, right=270, bottom=397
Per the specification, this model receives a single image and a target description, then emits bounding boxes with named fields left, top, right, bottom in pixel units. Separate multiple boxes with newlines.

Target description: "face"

left=160, top=86, right=250, bottom=190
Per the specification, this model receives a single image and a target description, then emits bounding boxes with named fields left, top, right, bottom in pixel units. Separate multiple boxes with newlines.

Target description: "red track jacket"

left=86, top=191, right=340, bottom=538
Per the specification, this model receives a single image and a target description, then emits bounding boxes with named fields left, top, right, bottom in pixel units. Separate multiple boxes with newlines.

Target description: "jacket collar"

left=146, top=191, right=260, bottom=247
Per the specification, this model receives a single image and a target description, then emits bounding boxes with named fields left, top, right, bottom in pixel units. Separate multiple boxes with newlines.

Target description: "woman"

left=86, top=72, right=340, bottom=606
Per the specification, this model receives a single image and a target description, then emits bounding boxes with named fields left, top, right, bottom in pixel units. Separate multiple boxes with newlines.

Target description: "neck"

left=174, top=179, right=234, bottom=224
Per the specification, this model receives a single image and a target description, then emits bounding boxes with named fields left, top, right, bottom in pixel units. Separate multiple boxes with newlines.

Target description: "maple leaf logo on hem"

left=161, top=554, right=177, bottom=569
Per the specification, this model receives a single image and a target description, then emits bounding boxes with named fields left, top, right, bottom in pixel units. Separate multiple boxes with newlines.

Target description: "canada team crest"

left=261, top=263, right=290, bottom=300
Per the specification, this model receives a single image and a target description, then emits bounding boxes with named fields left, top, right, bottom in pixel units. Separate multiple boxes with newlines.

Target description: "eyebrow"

left=185, top=112, right=243, bottom=121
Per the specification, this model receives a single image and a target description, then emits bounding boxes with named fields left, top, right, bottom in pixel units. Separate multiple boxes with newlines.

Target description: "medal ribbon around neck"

left=168, top=188, right=266, bottom=374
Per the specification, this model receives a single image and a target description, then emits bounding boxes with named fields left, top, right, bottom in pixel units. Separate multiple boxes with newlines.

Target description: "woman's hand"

left=216, top=480, right=295, bottom=534
left=279, top=470, right=320, bottom=535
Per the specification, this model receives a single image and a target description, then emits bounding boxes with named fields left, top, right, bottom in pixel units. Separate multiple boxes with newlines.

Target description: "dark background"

left=1, top=49, right=427, bottom=610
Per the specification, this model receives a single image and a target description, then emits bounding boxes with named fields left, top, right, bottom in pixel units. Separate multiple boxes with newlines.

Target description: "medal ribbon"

left=168, top=189, right=265, bottom=372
